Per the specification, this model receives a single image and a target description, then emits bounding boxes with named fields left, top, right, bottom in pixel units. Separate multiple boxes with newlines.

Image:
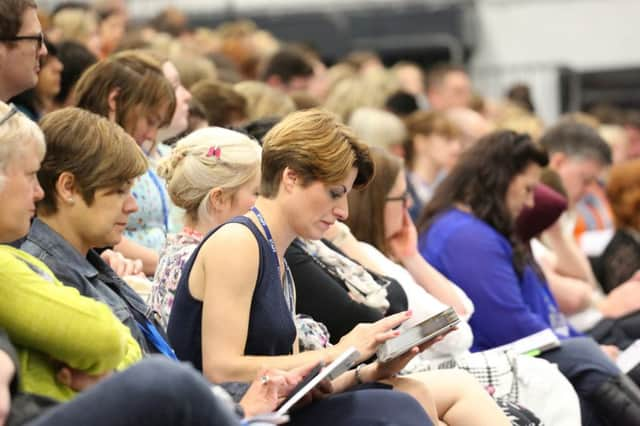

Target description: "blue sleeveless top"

left=167, top=216, right=297, bottom=371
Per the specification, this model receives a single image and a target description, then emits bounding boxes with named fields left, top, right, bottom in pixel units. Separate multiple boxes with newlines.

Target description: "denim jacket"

left=21, top=219, right=165, bottom=355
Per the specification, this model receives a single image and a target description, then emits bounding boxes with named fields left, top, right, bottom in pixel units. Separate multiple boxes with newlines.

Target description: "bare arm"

left=539, top=259, right=593, bottom=315
left=0, top=351, right=13, bottom=426
left=381, top=211, right=467, bottom=316
left=114, top=236, right=159, bottom=276
left=543, top=219, right=599, bottom=288
left=399, top=254, right=468, bottom=316
left=199, top=224, right=411, bottom=383
left=0, top=332, right=16, bottom=426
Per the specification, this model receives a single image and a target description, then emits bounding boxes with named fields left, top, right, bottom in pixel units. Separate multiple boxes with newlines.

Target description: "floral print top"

left=124, top=169, right=184, bottom=253
left=150, top=231, right=201, bottom=328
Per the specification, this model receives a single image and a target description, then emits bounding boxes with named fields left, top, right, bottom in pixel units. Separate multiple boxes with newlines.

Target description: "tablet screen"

left=276, top=347, right=360, bottom=415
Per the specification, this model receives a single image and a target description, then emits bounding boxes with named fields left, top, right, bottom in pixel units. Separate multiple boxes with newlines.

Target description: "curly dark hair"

left=418, top=130, right=549, bottom=274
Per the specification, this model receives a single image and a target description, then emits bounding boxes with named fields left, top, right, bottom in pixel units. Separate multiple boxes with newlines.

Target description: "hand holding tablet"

left=274, top=347, right=360, bottom=416
left=376, top=307, right=460, bottom=363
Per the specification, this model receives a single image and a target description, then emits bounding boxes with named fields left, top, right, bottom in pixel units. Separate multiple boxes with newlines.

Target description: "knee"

left=562, top=338, right=620, bottom=374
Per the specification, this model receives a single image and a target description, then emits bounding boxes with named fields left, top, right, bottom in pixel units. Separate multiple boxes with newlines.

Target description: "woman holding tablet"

left=168, top=109, right=508, bottom=425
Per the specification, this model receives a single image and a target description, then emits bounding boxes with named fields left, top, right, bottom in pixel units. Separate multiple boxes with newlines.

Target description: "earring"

left=67, top=197, right=74, bottom=203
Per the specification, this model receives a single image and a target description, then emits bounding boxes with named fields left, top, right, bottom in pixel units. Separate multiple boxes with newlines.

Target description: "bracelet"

left=354, top=363, right=366, bottom=385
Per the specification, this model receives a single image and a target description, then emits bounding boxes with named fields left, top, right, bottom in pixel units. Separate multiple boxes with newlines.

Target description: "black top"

left=286, top=239, right=408, bottom=344
left=168, top=216, right=296, bottom=371
left=594, top=229, right=640, bottom=293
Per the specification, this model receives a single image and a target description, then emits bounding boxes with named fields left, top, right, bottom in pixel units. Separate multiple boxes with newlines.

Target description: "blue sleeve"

left=420, top=221, right=550, bottom=351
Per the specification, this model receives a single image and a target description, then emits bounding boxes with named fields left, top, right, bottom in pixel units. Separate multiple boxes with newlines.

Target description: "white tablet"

left=275, top=346, right=360, bottom=416
left=376, top=307, right=460, bottom=363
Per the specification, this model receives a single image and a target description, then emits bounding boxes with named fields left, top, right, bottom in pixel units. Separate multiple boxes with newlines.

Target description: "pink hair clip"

left=206, top=146, right=221, bottom=159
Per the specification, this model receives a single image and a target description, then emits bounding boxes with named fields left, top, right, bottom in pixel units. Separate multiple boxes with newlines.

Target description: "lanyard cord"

left=250, top=207, right=295, bottom=314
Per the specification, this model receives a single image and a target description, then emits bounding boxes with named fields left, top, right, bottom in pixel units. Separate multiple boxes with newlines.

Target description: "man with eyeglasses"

left=0, top=0, right=48, bottom=102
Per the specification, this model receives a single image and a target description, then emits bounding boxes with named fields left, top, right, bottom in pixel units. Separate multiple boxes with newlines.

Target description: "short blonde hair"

left=157, top=127, right=261, bottom=221
left=37, top=107, right=148, bottom=214
left=52, top=8, right=98, bottom=45
left=494, top=102, right=545, bottom=141
left=348, top=107, right=407, bottom=150
left=0, top=102, right=45, bottom=188
left=261, top=109, right=374, bottom=198
left=234, top=80, right=295, bottom=121
left=323, top=69, right=399, bottom=123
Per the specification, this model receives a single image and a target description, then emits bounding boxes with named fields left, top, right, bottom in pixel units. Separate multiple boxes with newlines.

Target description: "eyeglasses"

left=0, top=32, right=44, bottom=50
left=0, top=104, right=19, bottom=127
left=385, top=192, right=411, bottom=206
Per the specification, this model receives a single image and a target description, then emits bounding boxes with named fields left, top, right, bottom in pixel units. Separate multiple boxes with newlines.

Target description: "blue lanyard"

left=250, top=206, right=295, bottom=313
left=147, top=169, right=169, bottom=233
left=136, top=319, right=178, bottom=360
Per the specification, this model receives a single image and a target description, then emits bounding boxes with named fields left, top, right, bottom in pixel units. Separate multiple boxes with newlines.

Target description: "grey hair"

left=0, top=102, right=45, bottom=189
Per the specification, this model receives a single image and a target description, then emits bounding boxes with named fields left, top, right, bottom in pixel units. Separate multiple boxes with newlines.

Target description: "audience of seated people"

left=2, top=100, right=434, bottom=426
left=516, top=175, right=640, bottom=387
left=72, top=50, right=182, bottom=275
left=342, top=147, right=580, bottom=425
left=416, top=130, right=640, bottom=425
left=0, top=100, right=294, bottom=426
left=2, top=1, right=640, bottom=425
left=150, top=114, right=514, bottom=425
left=167, top=109, right=510, bottom=425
